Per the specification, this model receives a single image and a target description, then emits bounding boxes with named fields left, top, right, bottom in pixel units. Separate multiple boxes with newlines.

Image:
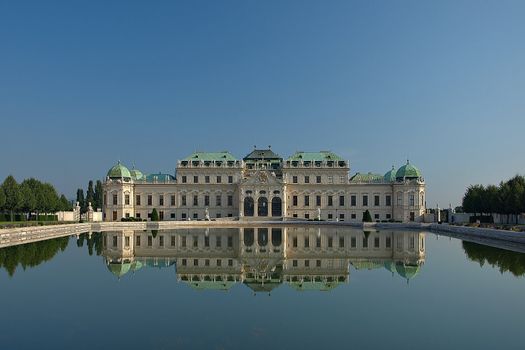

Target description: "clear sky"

left=1, top=1, right=524, bottom=207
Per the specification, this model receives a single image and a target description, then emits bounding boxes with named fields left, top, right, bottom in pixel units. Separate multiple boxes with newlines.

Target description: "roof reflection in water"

left=102, top=227, right=426, bottom=292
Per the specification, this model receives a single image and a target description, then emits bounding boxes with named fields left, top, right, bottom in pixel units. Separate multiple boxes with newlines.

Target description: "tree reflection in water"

left=462, top=241, right=525, bottom=277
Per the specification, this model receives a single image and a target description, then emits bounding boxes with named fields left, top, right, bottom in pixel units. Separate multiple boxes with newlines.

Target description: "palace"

left=102, top=227, right=426, bottom=291
left=103, top=148, right=426, bottom=222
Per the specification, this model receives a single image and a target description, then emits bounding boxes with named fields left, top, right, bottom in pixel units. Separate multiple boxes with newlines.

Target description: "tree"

left=76, top=189, right=85, bottom=213
left=86, top=180, right=95, bottom=211
left=20, top=179, right=38, bottom=220
left=2, top=175, right=22, bottom=221
left=151, top=208, right=159, bottom=221
left=362, top=210, right=372, bottom=222
left=0, top=189, right=5, bottom=212
left=59, top=195, right=72, bottom=211
left=462, top=184, right=484, bottom=216
left=40, top=183, right=59, bottom=217
left=94, top=180, right=103, bottom=210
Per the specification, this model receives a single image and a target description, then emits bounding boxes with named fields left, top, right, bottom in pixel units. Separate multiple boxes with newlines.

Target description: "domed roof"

left=107, top=262, right=131, bottom=278
left=107, top=161, right=131, bottom=179
left=130, top=167, right=144, bottom=181
left=395, top=262, right=420, bottom=280
left=384, top=166, right=397, bottom=182
left=395, top=160, right=422, bottom=180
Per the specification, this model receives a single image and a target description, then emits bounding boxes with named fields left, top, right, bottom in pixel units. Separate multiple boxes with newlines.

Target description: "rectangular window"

left=216, top=195, right=222, bottom=207
left=374, top=214, right=380, bottom=220
left=409, top=194, right=415, bottom=206
left=181, top=195, right=187, bottom=206
left=112, top=194, right=117, bottom=205
left=304, top=195, right=310, bottom=207
left=125, top=194, right=130, bottom=205
left=228, top=259, right=233, bottom=266
left=305, top=260, right=310, bottom=267
left=193, top=176, right=199, bottom=183
left=293, top=176, right=298, bottom=184
left=181, top=236, right=186, bottom=247
left=316, top=237, right=321, bottom=248
left=136, top=235, right=141, bottom=246
left=159, top=195, right=164, bottom=206
left=228, top=236, right=233, bottom=248
left=204, top=236, right=210, bottom=247
left=205, top=175, right=210, bottom=183
left=147, top=195, right=152, bottom=206
left=171, top=235, right=176, bottom=247
left=362, top=195, right=368, bottom=207
left=374, top=237, right=380, bottom=248
left=171, top=195, right=176, bottom=206
left=136, top=194, right=141, bottom=206
left=227, top=195, right=233, bottom=206
left=316, top=260, right=321, bottom=267
left=351, top=213, right=356, bottom=219
left=374, top=195, right=380, bottom=206
left=328, top=237, right=333, bottom=248
left=316, top=195, right=321, bottom=206
left=340, top=176, right=346, bottom=184
left=148, top=235, right=152, bottom=247
left=304, top=237, right=309, bottom=248
left=216, top=236, right=222, bottom=247
left=193, top=236, right=198, bottom=247
left=339, top=237, right=344, bottom=248
left=351, top=195, right=356, bottom=206
left=386, top=195, right=392, bottom=206
left=328, top=176, right=333, bottom=184
left=205, top=259, right=210, bottom=267
left=363, top=237, right=368, bottom=248
left=193, top=195, right=198, bottom=206
left=170, top=213, right=175, bottom=219
left=216, top=176, right=222, bottom=183
left=136, top=213, right=141, bottom=218
left=351, top=237, right=356, bottom=248
left=293, top=260, right=298, bottom=267
left=305, top=213, right=310, bottom=219
left=328, top=213, right=333, bottom=219
left=339, top=213, right=344, bottom=220
left=293, top=237, right=298, bottom=247
left=328, top=196, right=333, bottom=206
left=181, top=259, right=187, bottom=266
left=339, top=195, right=345, bottom=207
left=397, top=193, right=403, bottom=206
left=305, top=176, right=310, bottom=184
left=292, top=195, right=298, bottom=206
left=193, top=213, right=198, bottom=219
left=181, top=213, right=187, bottom=219
left=159, top=235, right=164, bottom=247
left=316, top=176, right=321, bottom=184
left=112, top=235, right=118, bottom=247
left=386, top=237, right=391, bottom=248
left=204, top=195, right=210, bottom=206
left=182, top=175, right=187, bottom=183
left=386, top=213, right=391, bottom=219
left=194, top=259, right=198, bottom=266
left=228, top=176, right=233, bottom=184
left=217, top=259, right=222, bottom=267
left=159, top=211, right=164, bottom=220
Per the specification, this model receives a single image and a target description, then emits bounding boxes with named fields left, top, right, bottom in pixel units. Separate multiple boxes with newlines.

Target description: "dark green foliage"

left=362, top=210, right=372, bottom=222
left=151, top=208, right=159, bottom=221
left=120, top=217, right=144, bottom=222
left=94, top=180, right=103, bottom=210
left=2, top=175, right=22, bottom=221
left=59, top=195, right=72, bottom=211
left=0, top=236, right=69, bottom=276
left=462, top=241, right=525, bottom=277
left=462, top=175, right=525, bottom=223
left=0, top=189, right=5, bottom=210
left=76, top=188, right=85, bottom=213
left=86, top=180, right=95, bottom=210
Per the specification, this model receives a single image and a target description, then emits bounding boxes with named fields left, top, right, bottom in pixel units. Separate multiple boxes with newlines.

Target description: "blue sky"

left=1, top=1, right=524, bottom=207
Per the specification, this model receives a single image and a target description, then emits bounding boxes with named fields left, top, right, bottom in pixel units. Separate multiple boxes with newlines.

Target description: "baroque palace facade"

left=103, top=148, right=426, bottom=222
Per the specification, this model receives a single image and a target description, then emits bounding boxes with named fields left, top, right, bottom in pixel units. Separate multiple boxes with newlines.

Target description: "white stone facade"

left=103, top=150, right=426, bottom=223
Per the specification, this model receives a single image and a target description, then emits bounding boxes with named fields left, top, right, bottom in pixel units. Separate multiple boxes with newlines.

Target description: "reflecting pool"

left=1, top=227, right=525, bottom=350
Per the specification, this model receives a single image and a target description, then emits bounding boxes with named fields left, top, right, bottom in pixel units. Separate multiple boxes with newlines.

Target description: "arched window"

left=244, top=197, right=254, bottom=216
left=258, top=197, right=268, bottom=216
left=271, top=228, right=282, bottom=246
left=244, top=228, right=254, bottom=246
left=258, top=228, right=268, bottom=246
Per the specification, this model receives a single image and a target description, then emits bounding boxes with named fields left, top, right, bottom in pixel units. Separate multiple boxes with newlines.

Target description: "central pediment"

left=241, top=170, right=284, bottom=186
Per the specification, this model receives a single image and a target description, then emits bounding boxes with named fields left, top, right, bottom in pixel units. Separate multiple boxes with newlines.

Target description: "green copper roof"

left=107, top=161, right=131, bottom=179
left=349, top=172, right=384, bottom=183
left=182, top=151, right=237, bottom=162
left=351, top=260, right=384, bottom=270
left=107, top=262, right=131, bottom=277
left=396, top=160, right=422, bottom=179
left=288, top=281, right=341, bottom=292
left=186, top=281, right=236, bottom=291
left=243, top=149, right=281, bottom=161
left=130, top=167, right=144, bottom=181
left=383, top=261, right=396, bottom=274
left=287, top=151, right=343, bottom=161
left=144, top=173, right=176, bottom=182
left=384, top=166, right=397, bottom=182
left=395, top=262, right=420, bottom=280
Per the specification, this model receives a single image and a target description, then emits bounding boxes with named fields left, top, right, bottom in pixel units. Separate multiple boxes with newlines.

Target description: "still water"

left=1, top=226, right=525, bottom=350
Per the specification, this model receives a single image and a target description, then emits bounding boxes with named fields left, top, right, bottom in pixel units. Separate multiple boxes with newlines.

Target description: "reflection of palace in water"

left=102, top=228, right=425, bottom=292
